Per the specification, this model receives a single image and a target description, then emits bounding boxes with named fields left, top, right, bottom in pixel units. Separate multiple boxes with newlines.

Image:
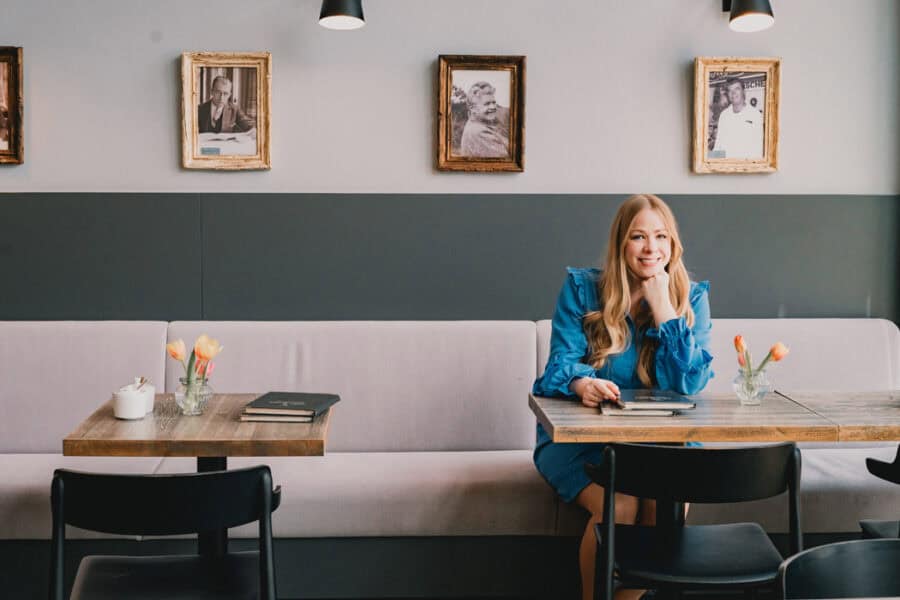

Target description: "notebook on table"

left=241, top=392, right=340, bottom=423
left=600, top=389, right=695, bottom=417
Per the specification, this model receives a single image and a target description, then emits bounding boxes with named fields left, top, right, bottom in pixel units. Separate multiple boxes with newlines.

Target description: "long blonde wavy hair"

left=582, top=194, right=695, bottom=387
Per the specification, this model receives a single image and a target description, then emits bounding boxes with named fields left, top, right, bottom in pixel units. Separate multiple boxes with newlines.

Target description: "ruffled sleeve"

left=645, top=280, right=714, bottom=395
left=532, top=268, right=598, bottom=398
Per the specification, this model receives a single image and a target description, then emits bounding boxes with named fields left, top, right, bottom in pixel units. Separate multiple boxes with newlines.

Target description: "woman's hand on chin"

left=641, top=271, right=678, bottom=325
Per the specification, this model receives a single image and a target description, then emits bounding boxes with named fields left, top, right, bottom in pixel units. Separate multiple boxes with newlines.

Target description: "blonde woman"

left=532, top=194, right=714, bottom=600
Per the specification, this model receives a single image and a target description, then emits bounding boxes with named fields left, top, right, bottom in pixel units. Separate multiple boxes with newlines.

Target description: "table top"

left=63, top=394, right=330, bottom=457
left=781, top=390, right=900, bottom=442
left=528, top=390, right=900, bottom=443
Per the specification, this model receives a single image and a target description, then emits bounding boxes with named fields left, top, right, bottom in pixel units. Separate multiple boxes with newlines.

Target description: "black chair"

left=860, top=444, right=900, bottom=539
left=778, top=538, right=900, bottom=598
left=585, top=442, right=802, bottom=600
left=50, top=465, right=280, bottom=600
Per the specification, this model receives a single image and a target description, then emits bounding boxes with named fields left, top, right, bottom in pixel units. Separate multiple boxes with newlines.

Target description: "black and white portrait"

left=196, top=66, right=259, bottom=157
left=437, top=55, right=524, bottom=172
left=707, top=71, right=766, bottom=159
left=182, top=52, right=271, bottom=170
left=450, top=69, right=512, bottom=159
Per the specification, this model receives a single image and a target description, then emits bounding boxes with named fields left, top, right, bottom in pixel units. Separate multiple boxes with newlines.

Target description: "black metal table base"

left=197, top=456, right=228, bottom=557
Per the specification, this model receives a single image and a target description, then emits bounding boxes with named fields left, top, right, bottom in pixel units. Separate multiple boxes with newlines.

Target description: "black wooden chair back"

left=866, top=443, right=900, bottom=485
left=585, top=442, right=800, bottom=504
left=779, top=539, right=900, bottom=599
left=49, top=465, right=278, bottom=600
left=585, top=441, right=802, bottom=600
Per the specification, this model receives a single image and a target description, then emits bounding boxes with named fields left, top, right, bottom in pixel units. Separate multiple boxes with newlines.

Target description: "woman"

left=532, top=194, right=713, bottom=600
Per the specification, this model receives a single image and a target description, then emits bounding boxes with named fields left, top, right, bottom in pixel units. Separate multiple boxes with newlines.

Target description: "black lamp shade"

left=728, top=0, right=775, bottom=32
left=319, top=0, right=365, bottom=30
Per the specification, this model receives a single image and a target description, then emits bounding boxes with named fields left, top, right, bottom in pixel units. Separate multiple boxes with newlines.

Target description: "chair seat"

left=613, top=523, right=783, bottom=588
left=70, top=551, right=260, bottom=600
left=860, top=519, right=900, bottom=539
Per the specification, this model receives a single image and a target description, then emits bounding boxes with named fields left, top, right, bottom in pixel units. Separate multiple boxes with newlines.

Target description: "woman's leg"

left=637, top=499, right=689, bottom=526
left=574, top=483, right=644, bottom=600
left=637, top=499, right=657, bottom=526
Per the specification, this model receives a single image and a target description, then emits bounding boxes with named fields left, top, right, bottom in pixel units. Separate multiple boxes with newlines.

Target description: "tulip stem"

left=185, top=351, right=197, bottom=384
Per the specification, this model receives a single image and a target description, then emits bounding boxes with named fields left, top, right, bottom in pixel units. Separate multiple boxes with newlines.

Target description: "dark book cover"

left=617, top=389, right=696, bottom=410
left=244, top=392, right=340, bottom=417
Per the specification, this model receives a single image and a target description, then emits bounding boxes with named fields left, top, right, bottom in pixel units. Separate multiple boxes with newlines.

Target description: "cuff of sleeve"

left=645, top=316, right=688, bottom=343
left=648, top=317, right=714, bottom=375
left=534, top=361, right=595, bottom=398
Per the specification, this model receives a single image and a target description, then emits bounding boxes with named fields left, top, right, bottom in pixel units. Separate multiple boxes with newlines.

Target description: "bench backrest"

left=0, top=321, right=168, bottom=453
left=166, top=321, right=538, bottom=452
left=537, top=318, right=900, bottom=393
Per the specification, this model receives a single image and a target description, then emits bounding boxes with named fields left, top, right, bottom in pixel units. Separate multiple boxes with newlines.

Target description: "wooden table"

left=64, top=393, right=331, bottom=555
left=530, top=389, right=900, bottom=533
left=780, top=390, right=900, bottom=442
left=529, top=390, right=900, bottom=443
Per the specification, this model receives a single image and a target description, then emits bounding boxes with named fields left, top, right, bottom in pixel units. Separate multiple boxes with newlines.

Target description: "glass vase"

left=733, top=369, right=771, bottom=406
left=177, top=377, right=213, bottom=416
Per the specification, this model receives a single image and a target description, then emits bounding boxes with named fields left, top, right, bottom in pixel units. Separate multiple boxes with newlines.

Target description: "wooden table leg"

left=197, top=456, right=228, bottom=557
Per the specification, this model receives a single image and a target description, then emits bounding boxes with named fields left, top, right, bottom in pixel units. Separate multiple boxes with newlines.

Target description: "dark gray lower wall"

left=0, top=533, right=858, bottom=599
left=1, top=194, right=897, bottom=322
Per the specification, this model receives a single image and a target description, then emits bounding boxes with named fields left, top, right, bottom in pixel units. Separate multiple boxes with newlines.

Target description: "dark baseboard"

left=0, top=532, right=861, bottom=600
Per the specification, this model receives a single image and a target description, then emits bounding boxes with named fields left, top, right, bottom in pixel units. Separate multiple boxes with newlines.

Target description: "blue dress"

left=532, top=267, right=714, bottom=502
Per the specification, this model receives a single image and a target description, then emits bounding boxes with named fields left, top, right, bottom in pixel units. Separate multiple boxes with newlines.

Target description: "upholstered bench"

left=0, top=317, right=897, bottom=598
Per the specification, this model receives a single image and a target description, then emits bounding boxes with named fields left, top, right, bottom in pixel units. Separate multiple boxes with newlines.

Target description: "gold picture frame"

left=693, top=56, right=781, bottom=174
left=438, top=55, right=525, bottom=172
left=181, top=51, right=271, bottom=170
left=0, top=47, right=24, bottom=165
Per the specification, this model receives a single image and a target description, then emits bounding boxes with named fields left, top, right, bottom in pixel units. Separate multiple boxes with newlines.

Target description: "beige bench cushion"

left=156, top=451, right=557, bottom=538
left=0, top=321, right=168, bottom=453
left=166, top=321, right=538, bottom=452
left=0, top=455, right=162, bottom=539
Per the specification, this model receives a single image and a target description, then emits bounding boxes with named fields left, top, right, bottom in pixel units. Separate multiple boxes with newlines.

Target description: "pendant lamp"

left=319, top=0, right=365, bottom=30
left=725, top=0, right=775, bottom=32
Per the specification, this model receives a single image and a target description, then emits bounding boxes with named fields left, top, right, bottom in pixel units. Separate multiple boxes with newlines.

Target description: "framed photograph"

left=181, top=51, right=271, bottom=170
left=693, top=56, right=780, bottom=174
left=0, top=47, right=23, bottom=165
left=438, top=55, right=525, bottom=172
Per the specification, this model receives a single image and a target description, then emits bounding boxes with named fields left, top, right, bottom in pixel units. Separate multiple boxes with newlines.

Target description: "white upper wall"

left=0, top=0, right=897, bottom=193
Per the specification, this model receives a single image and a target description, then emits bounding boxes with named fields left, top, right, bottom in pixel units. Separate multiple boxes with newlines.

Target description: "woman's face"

left=624, top=208, right=672, bottom=280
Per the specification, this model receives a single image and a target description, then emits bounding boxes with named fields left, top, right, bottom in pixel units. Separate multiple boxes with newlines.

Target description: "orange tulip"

left=194, top=334, right=223, bottom=362
left=734, top=335, right=746, bottom=354
left=737, top=353, right=746, bottom=367
left=770, top=342, right=789, bottom=361
left=166, top=339, right=186, bottom=362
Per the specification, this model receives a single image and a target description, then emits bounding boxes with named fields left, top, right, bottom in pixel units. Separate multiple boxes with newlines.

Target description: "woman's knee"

left=613, top=493, right=640, bottom=523
left=576, top=484, right=639, bottom=524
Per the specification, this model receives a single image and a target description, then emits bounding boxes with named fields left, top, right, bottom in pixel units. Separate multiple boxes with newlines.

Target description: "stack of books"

left=600, top=389, right=696, bottom=417
left=240, top=391, right=340, bottom=423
